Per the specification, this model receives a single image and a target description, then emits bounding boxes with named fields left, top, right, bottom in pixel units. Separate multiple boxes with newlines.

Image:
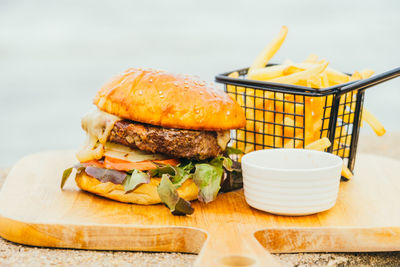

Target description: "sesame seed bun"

left=93, top=68, right=246, bottom=131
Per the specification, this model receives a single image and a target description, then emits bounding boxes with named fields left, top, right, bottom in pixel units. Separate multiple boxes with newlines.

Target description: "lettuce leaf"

left=171, top=162, right=193, bottom=186
left=60, top=165, right=85, bottom=189
left=220, top=161, right=243, bottom=192
left=210, top=156, right=233, bottom=171
left=123, top=169, right=150, bottom=193
left=153, top=162, right=195, bottom=215
left=193, top=162, right=224, bottom=203
left=192, top=156, right=239, bottom=203
left=61, top=167, right=73, bottom=189
left=150, top=161, right=193, bottom=188
left=225, top=146, right=243, bottom=156
left=61, top=164, right=127, bottom=190
left=157, top=174, right=194, bottom=215
left=85, top=166, right=127, bottom=184
left=61, top=153, right=242, bottom=216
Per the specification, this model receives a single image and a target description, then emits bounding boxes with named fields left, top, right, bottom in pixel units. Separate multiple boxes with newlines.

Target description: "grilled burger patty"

left=108, top=120, right=227, bottom=160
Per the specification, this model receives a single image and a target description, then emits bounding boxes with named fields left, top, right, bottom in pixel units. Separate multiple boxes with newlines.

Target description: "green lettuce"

left=193, top=163, right=223, bottom=203
left=210, top=156, right=233, bottom=171
left=61, top=149, right=243, bottom=216
left=225, top=146, right=243, bottom=156
left=151, top=161, right=193, bottom=187
left=60, top=165, right=85, bottom=189
left=157, top=174, right=194, bottom=215
left=123, top=170, right=150, bottom=193
left=61, top=167, right=73, bottom=189
left=220, top=160, right=243, bottom=192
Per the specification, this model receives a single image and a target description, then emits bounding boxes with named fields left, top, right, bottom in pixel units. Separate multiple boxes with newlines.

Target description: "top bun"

left=93, top=68, right=246, bottom=131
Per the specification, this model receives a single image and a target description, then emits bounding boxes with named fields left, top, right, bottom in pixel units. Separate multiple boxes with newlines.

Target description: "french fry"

left=244, top=145, right=254, bottom=154
left=235, top=130, right=246, bottom=151
left=350, top=71, right=363, bottom=81
left=303, top=54, right=319, bottom=63
left=326, top=67, right=350, bottom=86
left=274, top=112, right=284, bottom=147
left=228, top=71, right=239, bottom=78
left=283, top=65, right=304, bottom=76
left=241, top=121, right=256, bottom=152
left=289, top=63, right=349, bottom=86
left=319, top=72, right=330, bottom=88
left=283, top=117, right=295, bottom=137
left=248, top=65, right=287, bottom=80
left=334, top=126, right=348, bottom=139
left=270, top=62, right=329, bottom=85
left=227, top=71, right=245, bottom=109
left=235, top=25, right=385, bottom=184
left=307, top=75, right=323, bottom=88
left=360, top=69, right=375, bottom=79
left=311, top=96, right=324, bottom=139
left=248, top=26, right=288, bottom=74
left=341, top=165, right=353, bottom=180
left=304, top=97, right=315, bottom=145
left=362, top=108, right=386, bottom=136
left=284, top=133, right=303, bottom=148
left=227, top=72, right=239, bottom=94
left=333, top=140, right=350, bottom=158
left=305, top=137, right=332, bottom=151
left=263, top=101, right=275, bottom=148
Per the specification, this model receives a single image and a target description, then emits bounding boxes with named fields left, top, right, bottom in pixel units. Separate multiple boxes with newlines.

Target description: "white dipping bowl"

left=241, top=149, right=343, bottom=216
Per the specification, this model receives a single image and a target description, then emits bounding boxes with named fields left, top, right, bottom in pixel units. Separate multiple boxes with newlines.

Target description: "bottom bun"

left=75, top=172, right=199, bottom=205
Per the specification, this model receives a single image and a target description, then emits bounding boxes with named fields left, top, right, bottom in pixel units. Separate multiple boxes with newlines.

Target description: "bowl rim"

left=241, top=148, right=343, bottom=173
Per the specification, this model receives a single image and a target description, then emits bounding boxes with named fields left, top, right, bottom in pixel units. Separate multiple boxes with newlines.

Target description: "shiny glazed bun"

left=93, top=68, right=246, bottom=131
left=75, top=172, right=199, bottom=205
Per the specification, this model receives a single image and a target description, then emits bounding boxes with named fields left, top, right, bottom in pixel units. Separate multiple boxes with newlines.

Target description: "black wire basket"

left=215, top=66, right=400, bottom=177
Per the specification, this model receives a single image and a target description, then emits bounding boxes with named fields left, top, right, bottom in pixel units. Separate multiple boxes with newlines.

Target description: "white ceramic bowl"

left=241, top=149, right=343, bottom=216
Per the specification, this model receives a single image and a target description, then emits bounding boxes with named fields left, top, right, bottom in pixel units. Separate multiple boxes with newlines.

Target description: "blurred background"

left=0, top=0, right=399, bottom=167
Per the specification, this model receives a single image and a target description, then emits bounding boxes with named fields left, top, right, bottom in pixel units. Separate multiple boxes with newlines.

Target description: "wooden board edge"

left=0, top=214, right=207, bottom=253
left=254, top=227, right=400, bottom=253
left=194, top=225, right=282, bottom=267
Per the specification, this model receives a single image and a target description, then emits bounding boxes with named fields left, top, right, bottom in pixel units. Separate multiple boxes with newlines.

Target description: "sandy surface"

left=0, top=134, right=399, bottom=266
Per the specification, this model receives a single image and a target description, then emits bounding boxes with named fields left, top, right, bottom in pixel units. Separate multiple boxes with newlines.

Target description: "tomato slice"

left=103, top=157, right=179, bottom=172
left=81, top=160, right=104, bottom=168
left=153, top=159, right=180, bottom=166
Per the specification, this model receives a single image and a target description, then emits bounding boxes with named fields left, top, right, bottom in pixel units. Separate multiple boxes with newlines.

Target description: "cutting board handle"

left=193, top=225, right=281, bottom=267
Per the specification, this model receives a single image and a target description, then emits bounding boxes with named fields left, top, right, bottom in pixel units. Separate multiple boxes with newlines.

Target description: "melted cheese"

left=217, top=130, right=231, bottom=151
left=104, top=142, right=167, bottom=162
left=76, top=108, right=232, bottom=162
left=76, top=108, right=121, bottom=162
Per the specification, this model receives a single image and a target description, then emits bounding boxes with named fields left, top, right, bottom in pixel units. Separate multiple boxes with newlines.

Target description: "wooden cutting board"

left=0, top=151, right=399, bottom=267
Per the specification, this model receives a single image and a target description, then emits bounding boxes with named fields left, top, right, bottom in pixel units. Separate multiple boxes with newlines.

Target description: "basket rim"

left=215, top=64, right=355, bottom=97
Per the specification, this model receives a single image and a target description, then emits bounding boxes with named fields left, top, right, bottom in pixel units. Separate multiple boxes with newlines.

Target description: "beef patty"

left=108, top=120, right=227, bottom=160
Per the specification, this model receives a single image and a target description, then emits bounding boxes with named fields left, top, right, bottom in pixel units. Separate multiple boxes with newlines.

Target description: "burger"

left=61, top=68, right=246, bottom=215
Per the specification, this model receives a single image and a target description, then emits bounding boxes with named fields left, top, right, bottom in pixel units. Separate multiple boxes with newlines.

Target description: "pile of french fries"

left=228, top=26, right=386, bottom=179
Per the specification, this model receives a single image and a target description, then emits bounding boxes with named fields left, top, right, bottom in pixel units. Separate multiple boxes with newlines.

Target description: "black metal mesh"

left=223, top=71, right=363, bottom=175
